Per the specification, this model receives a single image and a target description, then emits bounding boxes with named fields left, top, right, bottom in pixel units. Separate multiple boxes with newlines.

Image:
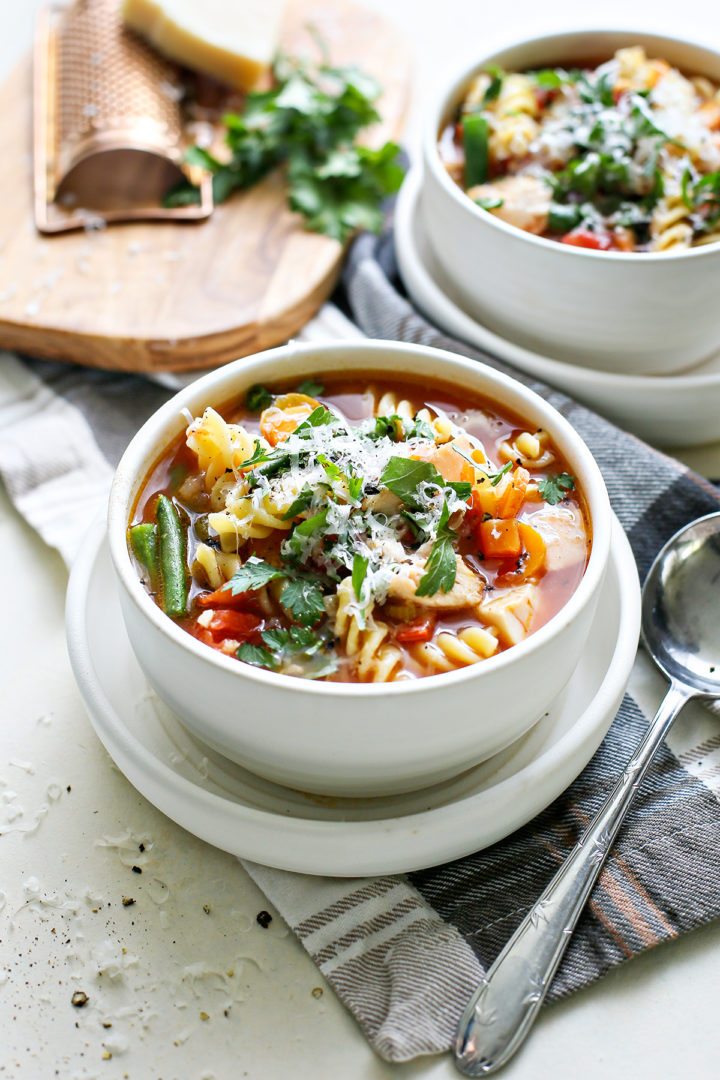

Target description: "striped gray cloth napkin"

left=2, top=227, right=720, bottom=1063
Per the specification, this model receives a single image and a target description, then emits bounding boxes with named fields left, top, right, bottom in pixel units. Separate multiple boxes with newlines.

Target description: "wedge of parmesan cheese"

left=122, top=0, right=286, bottom=91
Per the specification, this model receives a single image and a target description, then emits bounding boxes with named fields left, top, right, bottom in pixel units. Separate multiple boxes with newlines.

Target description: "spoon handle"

left=454, top=681, right=690, bottom=1077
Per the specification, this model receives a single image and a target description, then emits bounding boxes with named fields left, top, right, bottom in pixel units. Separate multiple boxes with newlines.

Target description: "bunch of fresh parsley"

left=165, top=51, right=404, bottom=242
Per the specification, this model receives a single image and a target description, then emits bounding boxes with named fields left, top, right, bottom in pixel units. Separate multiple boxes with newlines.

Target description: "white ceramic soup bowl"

left=108, top=340, right=611, bottom=797
left=422, top=29, right=720, bottom=376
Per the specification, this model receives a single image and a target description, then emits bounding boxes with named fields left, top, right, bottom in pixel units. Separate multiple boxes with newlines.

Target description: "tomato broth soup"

left=129, top=374, right=591, bottom=682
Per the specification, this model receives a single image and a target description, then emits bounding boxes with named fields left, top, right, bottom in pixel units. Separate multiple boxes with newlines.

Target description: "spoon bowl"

left=641, top=512, right=720, bottom=697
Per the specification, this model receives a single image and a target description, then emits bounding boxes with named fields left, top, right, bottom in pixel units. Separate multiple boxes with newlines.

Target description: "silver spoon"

left=454, top=510, right=720, bottom=1076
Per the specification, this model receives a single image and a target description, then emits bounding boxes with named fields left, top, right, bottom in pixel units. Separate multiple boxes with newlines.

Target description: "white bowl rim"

left=399, top=164, right=720, bottom=391
left=108, top=339, right=611, bottom=699
left=424, top=26, right=720, bottom=263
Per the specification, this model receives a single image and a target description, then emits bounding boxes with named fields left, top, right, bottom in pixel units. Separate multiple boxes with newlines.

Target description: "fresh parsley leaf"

left=260, top=627, right=292, bottom=651
left=212, top=167, right=244, bottom=204
left=296, top=378, right=324, bottom=396
left=552, top=151, right=634, bottom=201
left=685, top=168, right=720, bottom=229
left=346, top=471, right=363, bottom=503
left=401, top=416, right=435, bottom=441
left=260, top=624, right=336, bottom=675
left=482, top=65, right=504, bottom=105
left=163, top=180, right=203, bottom=208
left=273, top=71, right=319, bottom=114
left=237, top=642, right=276, bottom=669
left=539, top=472, right=575, bottom=504
left=368, top=415, right=401, bottom=441
left=324, top=62, right=382, bottom=107
left=294, top=508, right=328, bottom=536
left=287, top=141, right=403, bottom=243
left=317, top=453, right=341, bottom=480
left=488, top=461, right=513, bottom=486
left=695, top=169, right=720, bottom=201
left=415, top=500, right=458, bottom=597
left=184, top=145, right=223, bottom=171
left=227, top=557, right=286, bottom=594
left=241, top=624, right=334, bottom=672
left=576, top=70, right=615, bottom=107
left=292, top=625, right=322, bottom=649
left=447, top=481, right=473, bottom=501
left=380, top=457, right=471, bottom=509
left=281, top=484, right=314, bottom=520
left=565, top=153, right=603, bottom=196
left=532, top=68, right=564, bottom=90
left=401, top=509, right=431, bottom=543
left=644, top=164, right=665, bottom=210
left=280, top=577, right=326, bottom=626
left=261, top=625, right=322, bottom=653
left=283, top=507, right=329, bottom=562
left=293, top=405, right=336, bottom=437
left=290, top=624, right=328, bottom=652
left=165, top=51, right=404, bottom=242
left=367, top=413, right=434, bottom=443
left=380, top=457, right=445, bottom=509
left=610, top=200, right=652, bottom=228
left=352, top=554, right=369, bottom=601
left=246, top=384, right=273, bottom=412
left=595, top=71, right=613, bottom=106
left=239, top=439, right=271, bottom=469
left=247, top=451, right=295, bottom=487
left=548, top=201, right=582, bottom=233
left=631, top=95, right=684, bottom=148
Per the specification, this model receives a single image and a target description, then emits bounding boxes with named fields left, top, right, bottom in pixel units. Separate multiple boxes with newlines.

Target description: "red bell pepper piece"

left=396, top=616, right=435, bottom=643
left=561, top=228, right=613, bottom=251
left=196, top=585, right=261, bottom=612
left=206, top=610, right=262, bottom=642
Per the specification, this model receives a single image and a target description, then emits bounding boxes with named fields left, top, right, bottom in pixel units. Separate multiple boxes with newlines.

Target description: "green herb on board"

left=164, top=50, right=404, bottom=243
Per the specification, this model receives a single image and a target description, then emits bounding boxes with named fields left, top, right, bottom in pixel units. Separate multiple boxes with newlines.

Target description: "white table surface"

left=4, top=3, right=720, bottom=1078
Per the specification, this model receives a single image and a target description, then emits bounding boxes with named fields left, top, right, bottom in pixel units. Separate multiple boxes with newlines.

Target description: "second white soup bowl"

left=422, top=29, right=720, bottom=375
left=108, top=340, right=611, bottom=797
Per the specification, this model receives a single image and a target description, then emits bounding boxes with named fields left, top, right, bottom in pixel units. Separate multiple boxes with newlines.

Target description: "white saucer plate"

left=66, top=516, right=639, bottom=877
left=396, top=167, right=720, bottom=448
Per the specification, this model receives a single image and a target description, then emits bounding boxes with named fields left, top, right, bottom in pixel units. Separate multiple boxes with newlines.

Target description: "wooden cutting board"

left=0, top=0, right=411, bottom=372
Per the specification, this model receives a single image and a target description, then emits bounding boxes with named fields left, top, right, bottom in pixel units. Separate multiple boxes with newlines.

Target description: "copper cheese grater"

left=34, top=0, right=213, bottom=233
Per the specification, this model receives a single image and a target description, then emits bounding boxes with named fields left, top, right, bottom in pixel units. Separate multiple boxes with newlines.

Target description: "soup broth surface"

left=130, top=373, right=591, bottom=682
